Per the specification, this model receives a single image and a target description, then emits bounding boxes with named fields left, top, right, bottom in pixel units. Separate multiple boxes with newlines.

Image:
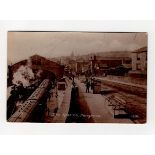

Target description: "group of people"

left=68, top=73, right=95, bottom=93
left=85, top=77, right=94, bottom=93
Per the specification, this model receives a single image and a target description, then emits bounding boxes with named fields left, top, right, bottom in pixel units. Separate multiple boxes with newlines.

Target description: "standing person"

left=91, top=78, right=94, bottom=90
left=86, top=80, right=90, bottom=93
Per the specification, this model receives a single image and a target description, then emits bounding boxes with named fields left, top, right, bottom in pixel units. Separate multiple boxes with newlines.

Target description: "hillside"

left=95, top=51, right=132, bottom=58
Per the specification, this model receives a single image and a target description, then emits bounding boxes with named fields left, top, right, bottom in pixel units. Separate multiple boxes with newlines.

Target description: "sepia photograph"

left=7, top=31, right=147, bottom=123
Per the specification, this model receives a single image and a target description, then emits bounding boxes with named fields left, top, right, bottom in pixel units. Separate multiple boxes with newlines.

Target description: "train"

left=8, top=79, right=50, bottom=122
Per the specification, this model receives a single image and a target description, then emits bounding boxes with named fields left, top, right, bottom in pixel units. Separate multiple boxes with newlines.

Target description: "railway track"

left=100, top=83, right=146, bottom=123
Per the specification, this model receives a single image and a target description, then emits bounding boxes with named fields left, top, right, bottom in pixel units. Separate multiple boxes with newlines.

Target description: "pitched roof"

left=30, top=54, right=63, bottom=67
left=133, top=46, right=147, bottom=53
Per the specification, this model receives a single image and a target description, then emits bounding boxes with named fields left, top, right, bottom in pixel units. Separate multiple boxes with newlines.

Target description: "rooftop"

left=132, top=46, right=147, bottom=53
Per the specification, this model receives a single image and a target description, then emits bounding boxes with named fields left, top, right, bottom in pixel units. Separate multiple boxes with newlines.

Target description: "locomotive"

left=8, top=79, right=50, bottom=122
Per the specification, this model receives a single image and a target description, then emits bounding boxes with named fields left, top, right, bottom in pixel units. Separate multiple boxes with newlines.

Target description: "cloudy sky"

left=8, top=32, right=147, bottom=63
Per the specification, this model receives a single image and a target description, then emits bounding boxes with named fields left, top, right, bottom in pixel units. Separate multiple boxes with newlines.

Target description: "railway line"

left=7, top=75, right=146, bottom=123
left=100, top=81, right=146, bottom=123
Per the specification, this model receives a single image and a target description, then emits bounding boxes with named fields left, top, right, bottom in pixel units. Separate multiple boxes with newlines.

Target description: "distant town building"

left=70, top=51, right=76, bottom=61
left=129, top=47, right=147, bottom=78
left=90, top=55, right=131, bottom=76
left=75, top=60, right=90, bottom=75
left=68, top=59, right=76, bottom=74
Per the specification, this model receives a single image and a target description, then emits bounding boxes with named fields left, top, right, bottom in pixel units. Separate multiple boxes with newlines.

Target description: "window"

left=137, top=63, right=141, bottom=70
left=137, top=53, right=140, bottom=60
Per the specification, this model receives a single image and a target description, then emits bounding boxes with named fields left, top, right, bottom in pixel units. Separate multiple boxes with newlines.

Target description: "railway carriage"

left=8, top=79, right=50, bottom=122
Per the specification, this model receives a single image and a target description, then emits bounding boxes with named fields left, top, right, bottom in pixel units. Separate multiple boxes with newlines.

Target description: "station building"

left=8, top=54, right=64, bottom=86
left=129, top=47, right=147, bottom=78
left=90, top=55, right=131, bottom=76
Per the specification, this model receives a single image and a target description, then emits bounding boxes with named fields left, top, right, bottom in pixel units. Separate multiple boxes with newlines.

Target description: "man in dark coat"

left=86, top=80, right=90, bottom=93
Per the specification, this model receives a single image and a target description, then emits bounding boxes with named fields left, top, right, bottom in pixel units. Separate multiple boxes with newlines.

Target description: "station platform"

left=44, top=79, right=72, bottom=123
left=95, top=77, right=146, bottom=97
left=75, top=78, right=133, bottom=123
left=96, top=77, right=146, bottom=89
